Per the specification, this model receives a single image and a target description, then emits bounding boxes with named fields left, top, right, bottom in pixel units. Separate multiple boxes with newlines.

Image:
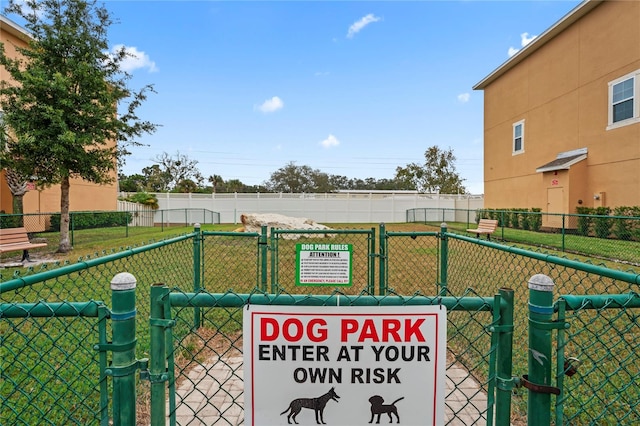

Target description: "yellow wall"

left=1, top=18, right=117, bottom=216
left=481, top=1, right=640, bottom=214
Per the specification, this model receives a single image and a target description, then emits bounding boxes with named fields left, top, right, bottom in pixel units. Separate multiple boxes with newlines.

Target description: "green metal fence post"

left=193, top=223, right=202, bottom=330
left=527, top=274, right=555, bottom=426
left=369, top=226, right=376, bottom=295
left=71, top=212, right=75, bottom=246
left=378, top=223, right=386, bottom=295
left=110, top=272, right=137, bottom=426
left=495, top=287, right=515, bottom=425
left=270, top=229, right=278, bottom=293
left=561, top=214, right=566, bottom=252
left=438, top=223, right=448, bottom=296
left=260, top=225, right=268, bottom=292
left=150, top=284, right=170, bottom=426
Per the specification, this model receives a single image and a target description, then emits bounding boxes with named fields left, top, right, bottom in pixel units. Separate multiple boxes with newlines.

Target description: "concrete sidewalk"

left=171, top=356, right=490, bottom=425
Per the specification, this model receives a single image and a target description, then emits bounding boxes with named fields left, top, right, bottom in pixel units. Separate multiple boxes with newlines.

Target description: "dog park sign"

left=243, top=305, right=447, bottom=425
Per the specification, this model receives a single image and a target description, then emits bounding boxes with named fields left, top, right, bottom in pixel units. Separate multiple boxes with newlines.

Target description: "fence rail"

left=1, top=223, right=639, bottom=425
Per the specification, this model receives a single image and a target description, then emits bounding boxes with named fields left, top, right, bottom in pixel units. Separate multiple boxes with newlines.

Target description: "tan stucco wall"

left=1, top=18, right=118, bottom=216
left=481, top=0, right=640, bottom=214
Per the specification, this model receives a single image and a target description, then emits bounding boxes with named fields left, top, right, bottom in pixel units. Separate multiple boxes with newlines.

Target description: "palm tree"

left=2, top=168, right=27, bottom=226
left=208, top=174, right=223, bottom=193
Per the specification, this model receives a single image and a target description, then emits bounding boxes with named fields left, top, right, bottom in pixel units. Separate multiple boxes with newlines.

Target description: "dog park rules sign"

left=243, top=305, right=447, bottom=425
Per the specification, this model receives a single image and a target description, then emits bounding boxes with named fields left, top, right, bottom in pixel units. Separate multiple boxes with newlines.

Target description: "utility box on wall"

left=593, top=192, right=606, bottom=208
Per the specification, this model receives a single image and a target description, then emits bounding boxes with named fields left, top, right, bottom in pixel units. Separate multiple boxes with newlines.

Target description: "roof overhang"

left=536, top=148, right=588, bottom=173
left=473, top=0, right=603, bottom=90
left=0, top=15, right=32, bottom=41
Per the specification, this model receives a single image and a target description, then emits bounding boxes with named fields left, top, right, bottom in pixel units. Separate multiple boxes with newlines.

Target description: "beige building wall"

left=1, top=16, right=117, bottom=216
left=477, top=0, right=640, bottom=216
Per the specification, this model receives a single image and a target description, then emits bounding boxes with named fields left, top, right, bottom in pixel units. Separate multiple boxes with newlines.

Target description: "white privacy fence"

left=116, top=200, right=154, bottom=227
left=119, top=192, right=484, bottom=224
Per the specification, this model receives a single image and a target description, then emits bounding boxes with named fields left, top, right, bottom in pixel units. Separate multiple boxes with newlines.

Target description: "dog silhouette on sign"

left=368, top=395, right=404, bottom=424
left=280, top=387, right=340, bottom=424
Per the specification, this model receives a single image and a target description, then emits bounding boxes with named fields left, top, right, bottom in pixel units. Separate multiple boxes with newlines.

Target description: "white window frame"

left=512, top=119, right=525, bottom=155
left=607, top=69, right=640, bottom=130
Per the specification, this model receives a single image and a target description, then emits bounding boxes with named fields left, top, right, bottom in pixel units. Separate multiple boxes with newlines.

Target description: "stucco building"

left=0, top=15, right=117, bottom=219
left=474, top=0, right=639, bottom=226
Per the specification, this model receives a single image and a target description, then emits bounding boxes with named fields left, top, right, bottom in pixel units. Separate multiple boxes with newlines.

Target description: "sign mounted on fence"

left=295, top=243, right=353, bottom=286
left=243, top=305, right=447, bottom=425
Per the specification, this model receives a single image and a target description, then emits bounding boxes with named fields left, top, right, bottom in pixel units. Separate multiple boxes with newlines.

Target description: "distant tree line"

left=119, top=146, right=469, bottom=194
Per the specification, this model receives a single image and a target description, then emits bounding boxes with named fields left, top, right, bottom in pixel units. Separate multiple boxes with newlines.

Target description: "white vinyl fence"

left=119, top=192, right=484, bottom=224
left=116, top=200, right=154, bottom=227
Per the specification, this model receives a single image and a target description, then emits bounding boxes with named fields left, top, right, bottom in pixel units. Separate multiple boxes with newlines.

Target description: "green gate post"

left=561, top=214, right=566, bottom=252
left=110, top=272, right=138, bottom=426
left=438, top=223, right=448, bottom=296
left=150, top=284, right=171, bottom=426
left=260, top=225, right=268, bottom=292
left=193, top=223, right=202, bottom=330
left=527, top=274, right=555, bottom=426
left=378, top=223, right=386, bottom=295
left=270, top=230, right=278, bottom=293
left=495, top=287, right=515, bottom=425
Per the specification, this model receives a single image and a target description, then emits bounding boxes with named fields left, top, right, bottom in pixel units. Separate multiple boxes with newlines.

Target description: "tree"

left=0, top=0, right=156, bottom=252
left=394, top=146, right=467, bottom=194
left=153, top=151, right=203, bottom=191
left=208, top=174, right=223, bottom=193
left=266, top=162, right=338, bottom=193
left=118, top=173, right=146, bottom=192
left=141, top=165, right=171, bottom=192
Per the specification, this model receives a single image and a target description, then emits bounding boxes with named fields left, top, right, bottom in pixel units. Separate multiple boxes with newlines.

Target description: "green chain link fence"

left=2, top=223, right=639, bottom=425
left=0, top=209, right=220, bottom=254
left=408, top=207, right=640, bottom=266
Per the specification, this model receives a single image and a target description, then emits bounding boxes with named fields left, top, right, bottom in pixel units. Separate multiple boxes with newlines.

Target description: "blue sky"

left=10, top=0, right=584, bottom=194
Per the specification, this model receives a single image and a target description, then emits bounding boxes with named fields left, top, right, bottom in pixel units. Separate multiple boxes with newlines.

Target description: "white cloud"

left=521, top=32, right=537, bottom=47
left=320, top=134, right=340, bottom=148
left=457, top=93, right=470, bottom=103
left=256, top=96, right=284, bottom=113
left=508, top=47, right=520, bottom=57
left=112, top=45, right=158, bottom=73
left=347, top=14, right=381, bottom=38
left=508, top=32, right=538, bottom=57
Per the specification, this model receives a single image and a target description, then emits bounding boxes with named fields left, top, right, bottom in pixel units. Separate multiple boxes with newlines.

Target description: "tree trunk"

left=12, top=194, right=25, bottom=227
left=58, top=176, right=72, bottom=253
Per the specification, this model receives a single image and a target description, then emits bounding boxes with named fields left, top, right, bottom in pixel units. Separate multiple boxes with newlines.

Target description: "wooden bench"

left=0, top=227, right=48, bottom=262
left=467, top=219, right=498, bottom=240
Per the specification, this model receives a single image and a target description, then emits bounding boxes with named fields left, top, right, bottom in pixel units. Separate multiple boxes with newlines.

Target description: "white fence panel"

left=117, top=200, right=154, bottom=227
left=120, top=192, right=484, bottom=224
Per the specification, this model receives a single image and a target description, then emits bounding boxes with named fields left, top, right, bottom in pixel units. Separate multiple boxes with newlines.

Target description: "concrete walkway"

left=170, top=356, right=490, bottom=425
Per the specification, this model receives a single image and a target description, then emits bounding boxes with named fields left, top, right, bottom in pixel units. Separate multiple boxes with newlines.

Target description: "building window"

left=608, top=69, right=640, bottom=130
left=513, top=120, right=524, bottom=155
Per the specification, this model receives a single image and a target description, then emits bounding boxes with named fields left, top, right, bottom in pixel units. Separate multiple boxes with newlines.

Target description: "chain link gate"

left=147, top=288, right=516, bottom=425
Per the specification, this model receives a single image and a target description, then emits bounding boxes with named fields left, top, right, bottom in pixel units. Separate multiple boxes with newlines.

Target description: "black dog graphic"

left=368, top=395, right=404, bottom=424
left=280, top=387, right=340, bottom=424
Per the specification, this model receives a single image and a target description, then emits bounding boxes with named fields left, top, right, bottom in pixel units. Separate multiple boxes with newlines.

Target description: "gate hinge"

left=529, top=319, right=570, bottom=330
left=496, top=376, right=518, bottom=391
left=149, top=318, right=176, bottom=328
left=93, top=339, right=137, bottom=353
left=138, top=359, right=170, bottom=383
left=105, top=358, right=148, bottom=378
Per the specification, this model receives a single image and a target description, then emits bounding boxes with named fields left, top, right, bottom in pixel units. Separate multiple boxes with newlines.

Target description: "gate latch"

left=520, top=375, right=560, bottom=395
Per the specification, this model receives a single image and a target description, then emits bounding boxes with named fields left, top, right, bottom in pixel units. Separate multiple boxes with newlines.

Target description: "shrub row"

left=575, top=206, right=640, bottom=240
left=477, top=208, right=543, bottom=232
left=49, top=211, right=133, bottom=231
